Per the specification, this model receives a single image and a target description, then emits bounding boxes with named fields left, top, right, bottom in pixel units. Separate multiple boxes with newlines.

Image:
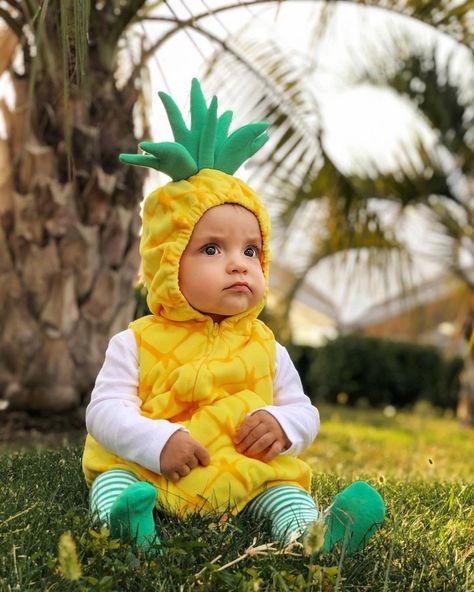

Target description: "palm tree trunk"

left=457, top=363, right=474, bottom=426
left=0, top=59, right=144, bottom=411
left=457, top=303, right=474, bottom=426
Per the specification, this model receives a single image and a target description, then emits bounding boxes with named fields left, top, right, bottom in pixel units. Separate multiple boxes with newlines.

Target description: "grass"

left=1, top=405, right=473, bottom=591
left=304, top=403, right=474, bottom=482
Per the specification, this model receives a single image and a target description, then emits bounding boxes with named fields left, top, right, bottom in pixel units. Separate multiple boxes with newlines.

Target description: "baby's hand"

left=160, top=430, right=210, bottom=482
left=233, top=410, right=291, bottom=462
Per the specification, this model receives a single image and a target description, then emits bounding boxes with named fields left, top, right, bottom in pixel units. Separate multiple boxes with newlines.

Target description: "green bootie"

left=321, top=481, right=385, bottom=554
left=109, top=482, right=160, bottom=552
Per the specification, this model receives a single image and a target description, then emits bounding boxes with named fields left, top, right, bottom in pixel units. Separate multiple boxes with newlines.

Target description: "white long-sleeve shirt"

left=86, top=329, right=319, bottom=474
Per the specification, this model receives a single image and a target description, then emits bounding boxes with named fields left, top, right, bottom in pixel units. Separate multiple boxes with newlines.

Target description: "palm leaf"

left=344, top=0, right=474, bottom=53
left=346, top=29, right=473, bottom=287
left=203, top=31, right=323, bottom=218
left=347, top=35, right=474, bottom=177
left=201, top=11, right=420, bottom=325
left=348, top=138, right=456, bottom=206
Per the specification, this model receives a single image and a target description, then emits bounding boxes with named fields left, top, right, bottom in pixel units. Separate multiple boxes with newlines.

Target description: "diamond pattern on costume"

left=83, top=169, right=312, bottom=515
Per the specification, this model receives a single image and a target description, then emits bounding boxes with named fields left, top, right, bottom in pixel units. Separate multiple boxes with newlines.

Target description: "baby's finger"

left=234, top=414, right=260, bottom=444
left=195, top=443, right=210, bottom=466
left=262, top=440, right=283, bottom=462
left=167, top=471, right=181, bottom=483
left=235, top=421, right=267, bottom=452
left=244, top=432, right=275, bottom=456
left=186, top=455, right=199, bottom=470
left=178, top=464, right=191, bottom=478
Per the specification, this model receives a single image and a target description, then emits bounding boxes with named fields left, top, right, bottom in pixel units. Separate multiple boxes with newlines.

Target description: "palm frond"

left=344, top=0, right=474, bottom=53
left=202, top=31, right=324, bottom=220
left=348, top=137, right=456, bottom=205
left=347, top=33, right=474, bottom=177
left=200, top=10, right=422, bottom=313
left=341, top=25, right=473, bottom=287
left=58, top=0, right=90, bottom=86
left=274, top=196, right=415, bottom=321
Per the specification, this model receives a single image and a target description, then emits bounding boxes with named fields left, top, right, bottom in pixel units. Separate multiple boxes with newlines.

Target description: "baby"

left=82, top=79, right=384, bottom=554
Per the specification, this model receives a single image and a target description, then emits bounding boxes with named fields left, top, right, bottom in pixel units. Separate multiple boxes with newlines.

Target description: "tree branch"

left=109, top=0, right=148, bottom=45
left=124, top=0, right=474, bottom=112
left=132, top=0, right=279, bottom=69
left=141, top=0, right=273, bottom=24
left=345, top=0, right=474, bottom=52
left=125, top=14, right=322, bottom=164
left=139, top=0, right=474, bottom=53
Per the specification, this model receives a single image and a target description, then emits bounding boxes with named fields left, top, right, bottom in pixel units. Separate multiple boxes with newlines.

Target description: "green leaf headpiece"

left=119, top=78, right=269, bottom=181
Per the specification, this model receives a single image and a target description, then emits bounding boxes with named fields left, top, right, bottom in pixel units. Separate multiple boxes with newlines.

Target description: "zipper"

left=189, top=321, right=220, bottom=402
left=205, top=320, right=220, bottom=354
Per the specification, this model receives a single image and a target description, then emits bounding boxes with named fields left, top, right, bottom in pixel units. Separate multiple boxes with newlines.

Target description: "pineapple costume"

left=82, top=79, right=312, bottom=515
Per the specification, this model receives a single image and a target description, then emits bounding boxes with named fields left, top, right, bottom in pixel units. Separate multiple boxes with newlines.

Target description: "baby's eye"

left=244, top=246, right=260, bottom=257
left=202, top=244, right=219, bottom=256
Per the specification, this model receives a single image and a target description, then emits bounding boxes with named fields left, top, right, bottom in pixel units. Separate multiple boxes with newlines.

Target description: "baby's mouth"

left=225, top=282, right=251, bottom=292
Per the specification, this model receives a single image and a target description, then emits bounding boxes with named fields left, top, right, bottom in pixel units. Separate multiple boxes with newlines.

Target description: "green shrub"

left=134, top=284, right=151, bottom=318
left=289, top=335, right=463, bottom=409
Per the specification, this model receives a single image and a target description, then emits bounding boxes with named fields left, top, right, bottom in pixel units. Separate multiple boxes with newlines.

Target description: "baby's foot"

left=109, top=482, right=159, bottom=552
left=321, top=480, right=385, bottom=554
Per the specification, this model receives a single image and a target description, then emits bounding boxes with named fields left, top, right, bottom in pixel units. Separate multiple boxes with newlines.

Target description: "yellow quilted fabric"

left=83, top=169, right=312, bottom=515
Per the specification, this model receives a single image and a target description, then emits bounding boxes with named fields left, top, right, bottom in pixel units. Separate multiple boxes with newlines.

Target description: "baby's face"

left=179, top=204, right=265, bottom=323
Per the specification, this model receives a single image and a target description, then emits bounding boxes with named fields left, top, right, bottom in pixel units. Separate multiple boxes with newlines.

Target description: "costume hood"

left=120, top=79, right=271, bottom=324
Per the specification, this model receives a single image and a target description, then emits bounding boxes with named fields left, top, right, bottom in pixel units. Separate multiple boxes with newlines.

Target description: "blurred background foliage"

left=0, top=0, right=473, bottom=422
left=202, top=12, right=474, bottom=343
left=289, top=335, right=463, bottom=410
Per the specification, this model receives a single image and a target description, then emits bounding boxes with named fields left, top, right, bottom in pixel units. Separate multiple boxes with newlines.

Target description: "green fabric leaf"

left=157, top=91, right=192, bottom=150
left=198, top=96, right=218, bottom=169
left=215, top=110, right=233, bottom=152
left=119, top=78, right=269, bottom=180
left=120, top=141, right=197, bottom=180
left=215, top=122, right=269, bottom=174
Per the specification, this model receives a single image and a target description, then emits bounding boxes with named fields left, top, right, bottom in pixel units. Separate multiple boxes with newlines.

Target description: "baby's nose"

left=228, top=254, right=248, bottom=273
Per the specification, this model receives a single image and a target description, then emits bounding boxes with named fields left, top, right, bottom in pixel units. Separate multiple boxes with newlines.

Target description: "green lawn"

left=1, top=405, right=473, bottom=591
left=304, top=403, right=474, bottom=482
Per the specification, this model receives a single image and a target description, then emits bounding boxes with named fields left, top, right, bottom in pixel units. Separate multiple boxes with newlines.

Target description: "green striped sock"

left=90, top=470, right=139, bottom=523
left=90, top=470, right=159, bottom=551
left=245, top=485, right=319, bottom=543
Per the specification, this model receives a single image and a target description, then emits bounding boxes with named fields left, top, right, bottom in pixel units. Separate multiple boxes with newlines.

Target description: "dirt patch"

left=0, top=408, right=87, bottom=450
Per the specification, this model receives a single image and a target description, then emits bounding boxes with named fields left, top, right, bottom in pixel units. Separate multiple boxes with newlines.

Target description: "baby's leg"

left=90, top=470, right=158, bottom=550
left=244, top=485, right=319, bottom=543
left=244, top=481, right=384, bottom=554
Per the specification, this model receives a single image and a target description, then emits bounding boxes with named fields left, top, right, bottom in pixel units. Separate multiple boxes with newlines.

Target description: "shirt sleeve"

left=253, top=342, right=320, bottom=455
left=85, top=328, right=186, bottom=474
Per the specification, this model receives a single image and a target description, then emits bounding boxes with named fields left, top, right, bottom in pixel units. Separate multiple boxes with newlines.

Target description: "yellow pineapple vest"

left=83, top=169, right=312, bottom=515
